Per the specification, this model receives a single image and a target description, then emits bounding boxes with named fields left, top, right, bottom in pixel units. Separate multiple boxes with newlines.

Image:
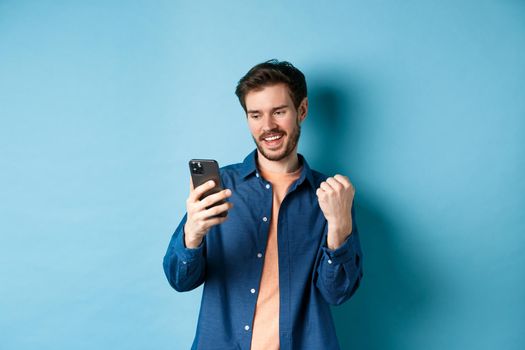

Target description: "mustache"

left=259, top=129, right=286, bottom=141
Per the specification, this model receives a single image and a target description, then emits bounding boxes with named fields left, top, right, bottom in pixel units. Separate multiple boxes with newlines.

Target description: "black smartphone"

left=189, top=159, right=227, bottom=217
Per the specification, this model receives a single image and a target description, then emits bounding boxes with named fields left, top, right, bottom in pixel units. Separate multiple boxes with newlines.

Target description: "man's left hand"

left=316, top=174, right=355, bottom=250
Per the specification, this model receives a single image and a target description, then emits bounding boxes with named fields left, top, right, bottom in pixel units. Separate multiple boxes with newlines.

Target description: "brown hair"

left=235, top=59, right=307, bottom=112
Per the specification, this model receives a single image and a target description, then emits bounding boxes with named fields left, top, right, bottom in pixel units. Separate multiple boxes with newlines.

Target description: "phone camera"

left=191, top=161, right=204, bottom=174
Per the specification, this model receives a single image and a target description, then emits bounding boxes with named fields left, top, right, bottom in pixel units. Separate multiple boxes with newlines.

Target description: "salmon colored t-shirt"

left=250, top=164, right=302, bottom=350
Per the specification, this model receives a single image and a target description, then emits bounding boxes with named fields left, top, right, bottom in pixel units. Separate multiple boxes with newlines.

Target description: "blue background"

left=1, top=1, right=524, bottom=349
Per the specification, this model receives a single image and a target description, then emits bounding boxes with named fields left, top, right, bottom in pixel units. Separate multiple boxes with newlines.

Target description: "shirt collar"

left=240, top=149, right=316, bottom=190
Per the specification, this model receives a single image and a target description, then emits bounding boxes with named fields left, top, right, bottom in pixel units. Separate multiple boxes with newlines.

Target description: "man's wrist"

left=326, top=221, right=352, bottom=250
left=185, top=235, right=203, bottom=249
left=183, top=224, right=204, bottom=249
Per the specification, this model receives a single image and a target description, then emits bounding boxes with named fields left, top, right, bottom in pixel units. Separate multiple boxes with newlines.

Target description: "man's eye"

left=250, top=114, right=260, bottom=119
left=274, top=110, right=285, bottom=116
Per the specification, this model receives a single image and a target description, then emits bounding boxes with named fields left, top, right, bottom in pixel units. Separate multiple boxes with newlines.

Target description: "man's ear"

left=298, top=97, right=308, bottom=123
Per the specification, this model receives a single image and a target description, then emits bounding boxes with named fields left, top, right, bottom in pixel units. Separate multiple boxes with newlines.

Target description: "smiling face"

left=245, top=83, right=308, bottom=162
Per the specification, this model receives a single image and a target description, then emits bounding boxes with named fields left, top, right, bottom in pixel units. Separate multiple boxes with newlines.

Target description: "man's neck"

left=256, top=149, right=300, bottom=174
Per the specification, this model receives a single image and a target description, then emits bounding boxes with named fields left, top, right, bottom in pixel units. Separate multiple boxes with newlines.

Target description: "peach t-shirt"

left=250, top=165, right=302, bottom=350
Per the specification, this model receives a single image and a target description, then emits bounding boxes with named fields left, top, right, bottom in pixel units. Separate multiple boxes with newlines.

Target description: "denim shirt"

left=163, top=150, right=363, bottom=350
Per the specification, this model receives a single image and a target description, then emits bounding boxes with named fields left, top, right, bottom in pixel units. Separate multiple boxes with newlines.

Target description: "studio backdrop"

left=1, top=1, right=524, bottom=349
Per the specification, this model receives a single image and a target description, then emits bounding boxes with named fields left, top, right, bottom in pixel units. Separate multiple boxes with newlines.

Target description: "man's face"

left=244, top=83, right=307, bottom=162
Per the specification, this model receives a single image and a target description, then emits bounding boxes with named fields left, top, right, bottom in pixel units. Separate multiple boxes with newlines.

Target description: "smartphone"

left=189, top=159, right=227, bottom=217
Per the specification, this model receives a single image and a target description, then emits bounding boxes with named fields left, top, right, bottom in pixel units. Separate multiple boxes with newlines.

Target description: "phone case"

left=189, top=159, right=227, bottom=217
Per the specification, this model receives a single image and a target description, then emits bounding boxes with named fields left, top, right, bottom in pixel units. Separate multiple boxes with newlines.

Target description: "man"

left=163, top=59, right=363, bottom=350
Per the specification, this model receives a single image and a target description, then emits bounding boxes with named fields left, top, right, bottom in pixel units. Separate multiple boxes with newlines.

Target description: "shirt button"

left=256, top=173, right=259, bottom=178
left=182, top=261, right=187, bottom=265
left=250, top=288, right=256, bottom=294
left=262, top=217, right=268, bottom=222
left=257, top=253, right=263, bottom=258
left=265, top=184, right=271, bottom=189
left=244, top=325, right=250, bottom=331
left=328, top=259, right=333, bottom=264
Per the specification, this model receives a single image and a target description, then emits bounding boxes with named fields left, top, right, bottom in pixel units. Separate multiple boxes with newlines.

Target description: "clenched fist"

left=316, top=174, right=355, bottom=250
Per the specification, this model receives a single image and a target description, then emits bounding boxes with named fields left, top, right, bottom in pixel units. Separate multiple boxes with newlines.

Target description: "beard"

left=253, top=120, right=301, bottom=162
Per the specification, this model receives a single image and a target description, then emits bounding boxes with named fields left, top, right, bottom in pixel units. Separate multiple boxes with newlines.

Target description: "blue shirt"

left=163, top=150, right=363, bottom=350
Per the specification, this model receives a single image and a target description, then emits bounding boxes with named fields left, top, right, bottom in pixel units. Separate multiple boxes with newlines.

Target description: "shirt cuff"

left=321, top=233, right=359, bottom=265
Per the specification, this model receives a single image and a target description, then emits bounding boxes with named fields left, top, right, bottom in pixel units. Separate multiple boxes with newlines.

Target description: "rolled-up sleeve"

left=163, top=214, right=206, bottom=292
left=315, top=209, right=363, bottom=306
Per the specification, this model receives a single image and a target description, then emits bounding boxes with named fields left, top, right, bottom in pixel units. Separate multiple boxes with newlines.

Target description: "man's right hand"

left=184, top=179, right=233, bottom=249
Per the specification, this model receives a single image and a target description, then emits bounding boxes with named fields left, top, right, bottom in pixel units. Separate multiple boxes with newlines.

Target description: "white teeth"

left=264, top=135, right=282, bottom=141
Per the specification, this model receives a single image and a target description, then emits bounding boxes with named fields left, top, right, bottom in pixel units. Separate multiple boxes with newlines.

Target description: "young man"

left=163, top=60, right=363, bottom=350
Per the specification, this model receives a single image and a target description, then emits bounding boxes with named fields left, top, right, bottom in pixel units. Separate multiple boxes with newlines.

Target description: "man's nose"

left=262, top=115, right=277, bottom=131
